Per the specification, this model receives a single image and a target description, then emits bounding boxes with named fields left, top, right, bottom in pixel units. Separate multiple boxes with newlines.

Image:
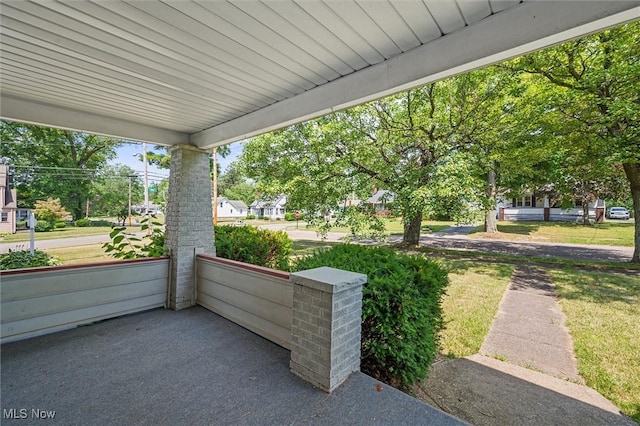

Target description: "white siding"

left=1, top=258, right=169, bottom=343
left=196, top=255, right=292, bottom=349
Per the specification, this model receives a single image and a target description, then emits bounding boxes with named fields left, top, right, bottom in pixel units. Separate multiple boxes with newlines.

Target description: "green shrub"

left=284, top=212, right=297, bottom=221
left=90, top=219, right=114, bottom=227
left=16, top=220, right=28, bottom=230
left=293, top=244, right=448, bottom=389
left=258, top=215, right=268, bottom=220
left=54, top=221, right=66, bottom=229
left=35, top=220, right=53, bottom=232
left=0, top=249, right=61, bottom=270
left=246, top=214, right=256, bottom=220
left=75, top=218, right=91, bottom=227
left=215, top=225, right=291, bottom=271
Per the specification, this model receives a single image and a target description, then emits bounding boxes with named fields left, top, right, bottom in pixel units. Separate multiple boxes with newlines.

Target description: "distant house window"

left=575, top=200, right=583, bottom=207
left=516, top=199, right=523, bottom=207
left=230, top=209, right=234, bottom=214
left=1, top=212, right=7, bottom=222
left=219, top=202, right=224, bottom=208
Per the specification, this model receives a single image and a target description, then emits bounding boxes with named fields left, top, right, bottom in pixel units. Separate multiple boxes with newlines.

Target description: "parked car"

left=607, top=207, right=630, bottom=220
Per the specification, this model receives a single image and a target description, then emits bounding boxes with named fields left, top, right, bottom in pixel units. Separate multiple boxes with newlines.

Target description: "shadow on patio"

left=1, top=307, right=463, bottom=425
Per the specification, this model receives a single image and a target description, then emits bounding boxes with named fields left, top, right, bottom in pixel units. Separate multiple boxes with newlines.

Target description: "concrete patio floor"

left=1, top=307, right=463, bottom=425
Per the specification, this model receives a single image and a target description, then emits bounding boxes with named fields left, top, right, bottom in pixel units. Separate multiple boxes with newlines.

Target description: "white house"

left=0, top=164, right=17, bottom=234
left=217, top=198, right=248, bottom=219
left=250, top=194, right=287, bottom=220
left=498, top=195, right=605, bottom=222
left=365, top=190, right=395, bottom=216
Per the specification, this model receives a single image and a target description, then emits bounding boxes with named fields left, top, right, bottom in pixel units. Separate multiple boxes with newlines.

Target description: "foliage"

left=90, top=164, right=142, bottom=223
left=284, top=212, right=296, bottom=221
left=214, top=225, right=292, bottom=271
left=35, top=220, right=53, bottom=232
left=246, top=214, right=256, bottom=220
left=102, top=217, right=166, bottom=259
left=0, top=249, right=61, bottom=270
left=293, top=244, right=449, bottom=388
left=33, top=198, right=70, bottom=226
left=219, top=161, right=257, bottom=207
left=506, top=21, right=640, bottom=260
left=0, top=121, right=121, bottom=220
left=75, top=218, right=91, bottom=227
left=54, top=221, right=66, bottom=229
left=242, top=71, right=512, bottom=244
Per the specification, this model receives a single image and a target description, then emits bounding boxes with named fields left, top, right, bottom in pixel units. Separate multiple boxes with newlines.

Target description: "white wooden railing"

left=196, top=255, right=292, bottom=349
left=1, top=258, right=170, bottom=343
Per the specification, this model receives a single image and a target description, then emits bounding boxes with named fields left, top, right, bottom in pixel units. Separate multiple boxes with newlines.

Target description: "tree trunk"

left=582, top=201, right=590, bottom=226
left=623, top=163, right=640, bottom=263
left=484, top=169, right=498, bottom=233
left=403, top=214, right=422, bottom=245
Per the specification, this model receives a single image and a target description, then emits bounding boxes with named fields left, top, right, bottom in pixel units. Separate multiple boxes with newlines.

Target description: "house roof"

left=366, top=190, right=395, bottom=205
left=1, top=1, right=636, bottom=148
left=226, top=199, right=248, bottom=211
left=250, top=194, right=287, bottom=209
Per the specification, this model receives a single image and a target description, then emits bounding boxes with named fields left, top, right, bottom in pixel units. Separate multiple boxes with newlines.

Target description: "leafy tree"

left=90, top=165, right=143, bottom=224
left=507, top=22, right=640, bottom=260
left=0, top=121, right=121, bottom=220
left=243, top=73, right=510, bottom=244
left=33, top=198, right=70, bottom=226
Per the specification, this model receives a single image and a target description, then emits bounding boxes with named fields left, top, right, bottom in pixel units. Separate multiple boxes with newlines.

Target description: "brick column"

left=165, top=145, right=215, bottom=310
left=290, top=267, right=366, bottom=393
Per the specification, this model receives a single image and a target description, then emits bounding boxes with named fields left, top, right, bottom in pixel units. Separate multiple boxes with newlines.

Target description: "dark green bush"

left=215, top=225, right=291, bottom=271
left=16, top=220, right=28, bottom=230
left=90, top=219, right=114, bottom=227
left=246, top=214, right=256, bottom=220
left=284, top=212, right=296, bottom=221
left=0, top=249, right=61, bottom=270
left=293, top=244, right=448, bottom=389
left=75, top=218, right=91, bottom=227
left=35, top=220, right=53, bottom=232
left=54, top=221, right=66, bottom=229
left=258, top=215, right=268, bottom=220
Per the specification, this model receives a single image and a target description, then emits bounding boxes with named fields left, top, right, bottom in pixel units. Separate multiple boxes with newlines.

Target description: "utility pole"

left=143, top=143, right=150, bottom=234
left=127, top=174, right=136, bottom=227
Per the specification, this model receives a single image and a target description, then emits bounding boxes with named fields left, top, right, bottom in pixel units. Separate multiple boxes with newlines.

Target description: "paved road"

left=2, top=223, right=633, bottom=263
left=417, top=234, right=633, bottom=263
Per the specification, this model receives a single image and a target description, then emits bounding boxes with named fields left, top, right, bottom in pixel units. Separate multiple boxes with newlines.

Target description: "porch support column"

left=166, top=145, right=215, bottom=310
left=290, top=267, right=366, bottom=393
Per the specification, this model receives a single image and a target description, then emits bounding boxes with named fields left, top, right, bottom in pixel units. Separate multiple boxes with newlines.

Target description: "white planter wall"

left=1, top=258, right=169, bottom=343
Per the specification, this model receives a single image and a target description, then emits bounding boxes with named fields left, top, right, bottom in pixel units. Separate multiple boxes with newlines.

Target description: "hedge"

left=293, top=244, right=448, bottom=389
left=214, top=225, right=292, bottom=271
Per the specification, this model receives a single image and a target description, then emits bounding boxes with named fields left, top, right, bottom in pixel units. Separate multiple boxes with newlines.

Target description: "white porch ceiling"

left=0, top=1, right=638, bottom=149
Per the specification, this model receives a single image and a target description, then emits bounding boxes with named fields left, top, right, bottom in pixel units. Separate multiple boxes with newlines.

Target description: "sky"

left=109, top=140, right=244, bottom=184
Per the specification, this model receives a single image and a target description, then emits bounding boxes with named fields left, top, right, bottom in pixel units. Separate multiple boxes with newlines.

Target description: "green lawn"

left=0, top=226, right=142, bottom=243
left=471, top=221, right=634, bottom=246
left=288, top=219, right=454, bottom=235
left=437, top=260, right=514, bottom=357
left=46, top=244, right=115, bottom=265
left=550, top=269, right=640, bottom=422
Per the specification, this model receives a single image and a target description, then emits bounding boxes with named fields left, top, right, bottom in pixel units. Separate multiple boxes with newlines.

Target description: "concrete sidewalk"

left=418, top=266, right=635, bottom=425
left=480, top=267, right=581, bottom=381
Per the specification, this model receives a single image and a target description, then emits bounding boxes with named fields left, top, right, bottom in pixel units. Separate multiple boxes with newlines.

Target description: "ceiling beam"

left=0, top=95, right=188, bottom=145
left=191, top=1, right=639, bottom=149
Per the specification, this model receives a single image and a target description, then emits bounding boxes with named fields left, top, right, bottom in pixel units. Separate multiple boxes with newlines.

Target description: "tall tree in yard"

left=509, top=22, right=640, bottom=261
left=0, top=121, right=121, bottom=220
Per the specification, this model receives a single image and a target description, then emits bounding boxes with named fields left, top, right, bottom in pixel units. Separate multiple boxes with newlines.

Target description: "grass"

left=437, top=259, right=514, bottom=357
left=471, top=221, right=634, bottom=247
left=46, top=244, right=115, bottom=265
left=550, top=269, right=640, bottom=422
left=290, top=240, right=339, bottom=258
left=1, top=226, right=140, bottom=243
left=288, top=219, right=454, bottom=235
